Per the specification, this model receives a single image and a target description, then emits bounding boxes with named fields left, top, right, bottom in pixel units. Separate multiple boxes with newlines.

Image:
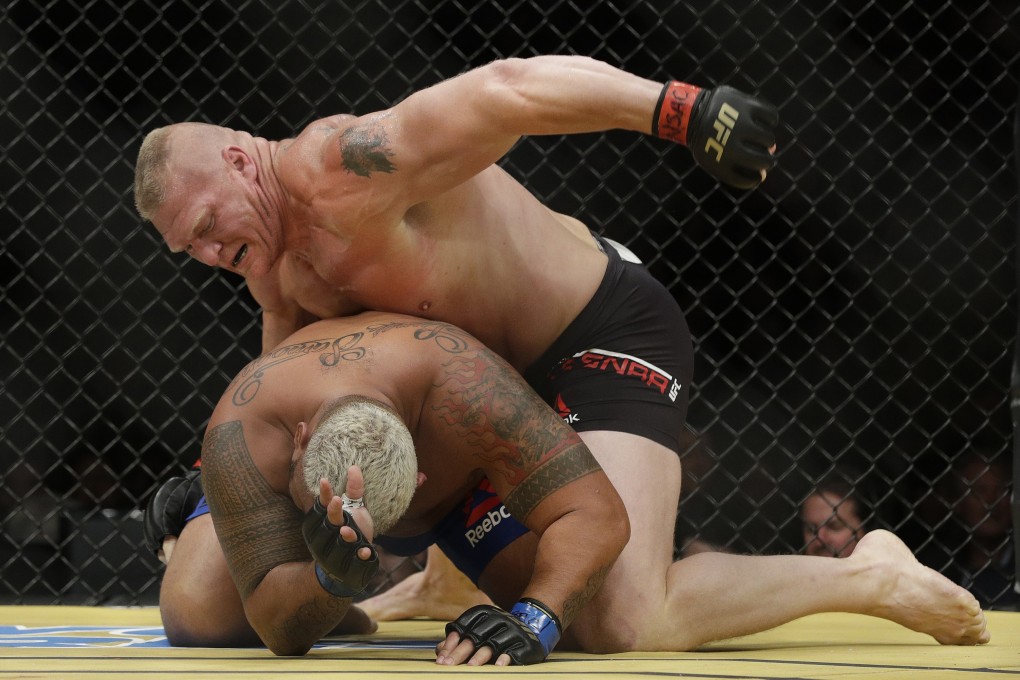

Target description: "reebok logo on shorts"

left=462, top=479, right=513, bottom=548
left=561, top=348, right=683, bottom=402
left=555, top=394, right=579, bottom=423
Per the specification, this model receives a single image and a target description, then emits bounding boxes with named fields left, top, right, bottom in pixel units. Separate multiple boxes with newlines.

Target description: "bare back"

left=206, top=312, right=602, bottom=533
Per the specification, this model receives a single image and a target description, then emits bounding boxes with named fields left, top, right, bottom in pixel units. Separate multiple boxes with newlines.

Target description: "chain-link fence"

left=2, top=0, right=1017, bottom=610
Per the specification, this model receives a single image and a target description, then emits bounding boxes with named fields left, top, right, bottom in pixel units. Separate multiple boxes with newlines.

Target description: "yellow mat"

left=1, top=606, right=1017, bottom=679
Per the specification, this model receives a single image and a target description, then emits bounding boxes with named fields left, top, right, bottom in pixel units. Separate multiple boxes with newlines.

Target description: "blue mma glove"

left=142, top=469, right=204, bottom=555
left=445, top=598, right=562, bottom=665
left=301, top=496, right=379, bottom=597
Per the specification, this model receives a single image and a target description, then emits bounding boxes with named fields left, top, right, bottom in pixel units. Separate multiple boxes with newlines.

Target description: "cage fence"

left=1, top=0, right=1017, bottom=610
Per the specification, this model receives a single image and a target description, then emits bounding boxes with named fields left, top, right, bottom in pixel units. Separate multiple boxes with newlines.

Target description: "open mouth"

left=232, top=244, right=248, bottom=268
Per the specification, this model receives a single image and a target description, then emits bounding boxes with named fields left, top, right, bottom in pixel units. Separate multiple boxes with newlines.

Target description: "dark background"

left=2, top=0, right=1017, bottom=608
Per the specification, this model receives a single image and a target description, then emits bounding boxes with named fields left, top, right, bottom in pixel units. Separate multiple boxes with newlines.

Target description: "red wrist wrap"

left=652, top=80, right=703, bottom=147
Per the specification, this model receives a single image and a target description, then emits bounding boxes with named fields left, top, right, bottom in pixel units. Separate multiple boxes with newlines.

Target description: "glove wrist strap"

left=314, top=562, right=360, bottom=598
left=510, top=598, right=562, bottom=655
left=652, top=80, right=703, bottom=146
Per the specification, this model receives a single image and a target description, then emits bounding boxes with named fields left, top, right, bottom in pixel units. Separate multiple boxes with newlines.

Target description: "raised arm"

left=349, top=55, right=777, bottom=208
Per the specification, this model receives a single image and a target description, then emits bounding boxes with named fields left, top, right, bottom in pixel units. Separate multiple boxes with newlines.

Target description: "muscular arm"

left=428, top=343, right=629, bottom=629
left=332, top=56, right=663, bottom=212
left=201, top=420, right=352, bottom=655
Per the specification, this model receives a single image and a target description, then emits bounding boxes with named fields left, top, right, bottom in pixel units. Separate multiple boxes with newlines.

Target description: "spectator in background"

left=801, top=472, right=871, bottom=558
left=949, top=452, right=1017, bottom=610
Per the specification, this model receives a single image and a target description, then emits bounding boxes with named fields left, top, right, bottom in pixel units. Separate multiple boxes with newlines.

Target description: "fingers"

left=435, top=631, right=497, bottom=666
left=343, top=465, right=376, bottom=543
left=318, top=477, right=336, bottom=508
left=157, top=536, right=177, bottom=565
left=317, top=475, right=375, bottom=561
left=345, top=464, right=366, bottom=499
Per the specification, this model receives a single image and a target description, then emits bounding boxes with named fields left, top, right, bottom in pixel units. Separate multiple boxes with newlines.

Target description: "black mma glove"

left=301, top=496, right=379, bottom=597
left=653, top=81, right=778, bottom=189
left=142, top=469, right=204, bottom=556
left=445, top=599, right=562, bottom=665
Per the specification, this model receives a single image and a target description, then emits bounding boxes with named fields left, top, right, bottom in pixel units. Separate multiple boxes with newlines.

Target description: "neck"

left=251, top=136, right=311, bottom=254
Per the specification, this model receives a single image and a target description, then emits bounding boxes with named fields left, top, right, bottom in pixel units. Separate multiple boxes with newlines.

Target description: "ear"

left=222, top=146, right=256, bottom=180
left=293, top=421, right=310, bottom=451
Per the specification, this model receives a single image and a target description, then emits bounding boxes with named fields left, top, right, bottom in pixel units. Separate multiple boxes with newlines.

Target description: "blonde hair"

left=133, top=126, right=172, bottom=220
left=303, top=397, right=417, bottom=535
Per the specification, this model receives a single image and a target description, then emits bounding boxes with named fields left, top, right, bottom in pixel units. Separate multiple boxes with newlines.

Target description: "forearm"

left=245, top=561, right=352, bottom=655
left=522, top=511, right=627, bottom=628
left=470, top=55, right=662, bottom=138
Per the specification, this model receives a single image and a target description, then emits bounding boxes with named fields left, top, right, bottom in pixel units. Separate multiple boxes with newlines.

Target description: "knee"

left=568, top=584, right=701, bottom=654
left=158, top=516, right=260, bottom=647
left=160, top=577, right=257, bottom=647
left=567, top=590, right=649, bottom=653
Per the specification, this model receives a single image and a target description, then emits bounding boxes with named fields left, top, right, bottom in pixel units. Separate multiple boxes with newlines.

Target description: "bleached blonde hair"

left=303, top=396, right=417, bottom=535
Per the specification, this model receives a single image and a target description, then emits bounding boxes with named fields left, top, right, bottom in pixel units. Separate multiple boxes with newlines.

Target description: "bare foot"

left=852, top=530, right=989, bottom=645
left=358, top=545, right=493, bottom=621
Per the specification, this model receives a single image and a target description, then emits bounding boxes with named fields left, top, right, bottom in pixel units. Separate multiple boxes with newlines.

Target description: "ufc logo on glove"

left=704, top=103, right=740, bottom=162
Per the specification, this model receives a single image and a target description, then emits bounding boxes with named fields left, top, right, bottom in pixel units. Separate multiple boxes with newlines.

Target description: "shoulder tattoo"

left=431, top=349, right=601, bottom=522
left=339, top=120, right=396, bottom=177
left=229, top=334, right=366, bottom=407
left=201, top=421, right=308, bottom=599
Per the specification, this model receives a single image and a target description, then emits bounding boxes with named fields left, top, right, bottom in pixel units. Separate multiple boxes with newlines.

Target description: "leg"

left=358, top=544, right=494, bottom=621
left=159, top=514, right=260, bottom=646
left=567, top=431, right=990, bottom=652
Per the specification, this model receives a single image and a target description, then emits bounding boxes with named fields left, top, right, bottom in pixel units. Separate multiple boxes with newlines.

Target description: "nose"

left=189, top=239, right=223, bottom=267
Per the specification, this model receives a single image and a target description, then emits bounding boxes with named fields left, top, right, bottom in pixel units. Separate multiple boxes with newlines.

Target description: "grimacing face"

left=152, top=133, right=281, bottom=279
left=801, top=492, right=863, bottom=558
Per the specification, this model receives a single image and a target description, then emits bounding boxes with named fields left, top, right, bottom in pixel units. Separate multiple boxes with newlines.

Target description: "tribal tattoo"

left=339, top=119, right=396, bottom=177
left=201, top=421, right=308, bottom=599
left=431, top=348, right=600, bottom=522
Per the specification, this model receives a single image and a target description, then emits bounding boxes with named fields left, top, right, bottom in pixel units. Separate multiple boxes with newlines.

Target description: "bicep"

left=336, top=71, right=520, bottom=207
left=201, top=420, right=309, bottom=599
left=430, top=346, right=604, bottom=527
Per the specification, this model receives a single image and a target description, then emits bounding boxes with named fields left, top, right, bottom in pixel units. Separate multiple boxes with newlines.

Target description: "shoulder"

left=275, top=116, right=354, bottom=186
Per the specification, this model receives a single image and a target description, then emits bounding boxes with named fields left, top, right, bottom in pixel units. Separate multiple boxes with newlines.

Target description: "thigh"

left=160, top=514, right=257, bottom=646
left=578, top=430, right=681, bottom=603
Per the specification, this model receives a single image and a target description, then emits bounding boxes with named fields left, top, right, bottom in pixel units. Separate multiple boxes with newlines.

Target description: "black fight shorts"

left=522, top=236, right=693, bottom=454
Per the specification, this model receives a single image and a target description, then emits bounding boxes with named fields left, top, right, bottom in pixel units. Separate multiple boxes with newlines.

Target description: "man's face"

left=151, top=135, right=281, bottom=279
left=801, top=492, right=863, bottom=558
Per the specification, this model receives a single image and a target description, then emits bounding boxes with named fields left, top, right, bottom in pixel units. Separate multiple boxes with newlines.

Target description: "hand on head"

left=316, top=465, right=375, bottom=555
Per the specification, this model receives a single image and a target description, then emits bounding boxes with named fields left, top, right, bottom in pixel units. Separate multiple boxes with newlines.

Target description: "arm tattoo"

left=502, top=443, right=601, bottom=521
left=561, top=564, right=613, bottom=628
left=431, top=348, right=600, bottom=522
left=202, top=421, right=309, bottom=599
left=274, top=598, right=350, bottom=650
left=339, top=121, right=396, bottom=177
